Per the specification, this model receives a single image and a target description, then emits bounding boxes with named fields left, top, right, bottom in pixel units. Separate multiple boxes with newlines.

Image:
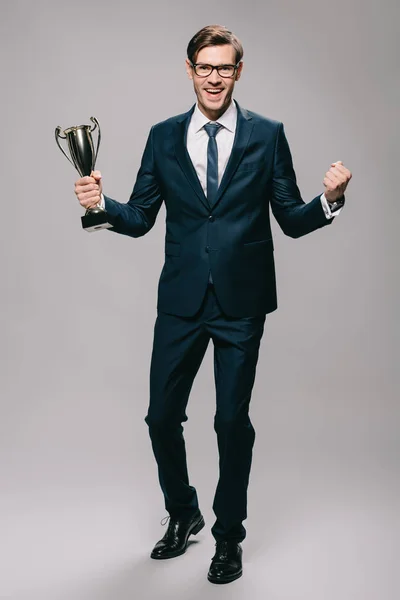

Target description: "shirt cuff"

left=320, top=193, right=343, bottom=219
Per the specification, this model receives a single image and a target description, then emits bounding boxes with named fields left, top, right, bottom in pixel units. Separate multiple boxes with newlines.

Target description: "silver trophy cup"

left=55, top=116, right=112, bottom=232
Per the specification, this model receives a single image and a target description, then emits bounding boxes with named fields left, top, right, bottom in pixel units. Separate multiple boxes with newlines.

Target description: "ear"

left=185, top=58, right=193, bottom=80
left=235, top=61, right=243, bottom=81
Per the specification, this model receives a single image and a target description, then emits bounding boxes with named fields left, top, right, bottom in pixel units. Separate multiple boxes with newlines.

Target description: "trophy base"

left=81, top=210, right=113, bottom=232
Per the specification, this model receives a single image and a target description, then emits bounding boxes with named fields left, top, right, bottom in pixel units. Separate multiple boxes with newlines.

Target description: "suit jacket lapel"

left=212, top=101, right=254, bottom=210
left=173, top=100, right=254, bottom=212
left=174, top=104, right=210, bottom=211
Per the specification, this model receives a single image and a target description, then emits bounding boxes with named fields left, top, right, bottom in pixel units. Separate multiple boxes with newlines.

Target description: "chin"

left=204, top=95, right=225, bottom=107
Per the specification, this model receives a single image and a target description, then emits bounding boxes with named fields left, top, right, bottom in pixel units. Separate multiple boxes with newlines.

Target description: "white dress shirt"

left=100, top=99, right=342, bottom=219
left=186, top=99, right=237, bottom=191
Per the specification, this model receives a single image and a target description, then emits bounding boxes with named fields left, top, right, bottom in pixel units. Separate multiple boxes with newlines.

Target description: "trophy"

left=55, top=116, right=112, bottom=232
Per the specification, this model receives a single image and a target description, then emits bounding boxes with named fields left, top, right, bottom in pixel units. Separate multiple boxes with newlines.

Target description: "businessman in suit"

left=74, top=24, right=352, bottom=584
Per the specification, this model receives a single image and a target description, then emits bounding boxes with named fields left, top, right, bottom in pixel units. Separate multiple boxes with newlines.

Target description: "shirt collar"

left=190, top=98, right=237, bottom=133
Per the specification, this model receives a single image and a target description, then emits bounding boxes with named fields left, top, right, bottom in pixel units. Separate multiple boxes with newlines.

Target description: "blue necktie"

left=204, top=122, right=223, bottom=284
left=203, top=122, right=223, bottom=206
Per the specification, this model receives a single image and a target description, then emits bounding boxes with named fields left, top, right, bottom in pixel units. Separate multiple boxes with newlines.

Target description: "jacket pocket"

left=243, top=238, right=274, bottom=250
left=236, top=160, right=266, bottom=171
left=165, top=241, right=181, bottom=256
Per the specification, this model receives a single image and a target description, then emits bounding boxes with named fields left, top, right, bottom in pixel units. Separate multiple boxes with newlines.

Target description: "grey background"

left=1, top=0, right=398, bottom=598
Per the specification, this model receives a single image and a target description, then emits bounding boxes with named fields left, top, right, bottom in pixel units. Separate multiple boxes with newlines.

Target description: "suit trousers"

left=144, top=283, right=266, bottom=542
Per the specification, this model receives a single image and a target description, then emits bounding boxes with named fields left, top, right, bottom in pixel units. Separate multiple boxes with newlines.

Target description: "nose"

left=207, top=68, right=222, bottom=85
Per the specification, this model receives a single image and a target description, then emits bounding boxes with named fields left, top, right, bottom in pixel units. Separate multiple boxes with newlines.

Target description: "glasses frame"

left=189, top=61, right=241, bottom=78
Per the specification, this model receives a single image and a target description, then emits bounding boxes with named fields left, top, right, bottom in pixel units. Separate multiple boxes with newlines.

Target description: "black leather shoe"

left=207, top=540, right=243, bottom=584
left=150, top=510, right=205, bottom=559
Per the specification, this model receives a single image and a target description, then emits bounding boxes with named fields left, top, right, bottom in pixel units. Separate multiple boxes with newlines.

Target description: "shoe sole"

left=150, top=515, right=205, bottom=560
left=207, top=569, right=243, bottom=584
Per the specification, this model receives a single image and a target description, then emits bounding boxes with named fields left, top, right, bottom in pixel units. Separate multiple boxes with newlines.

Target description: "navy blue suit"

left=103, top=100, right=337, bottom=542
left=103, top=100, right=335, bottom=317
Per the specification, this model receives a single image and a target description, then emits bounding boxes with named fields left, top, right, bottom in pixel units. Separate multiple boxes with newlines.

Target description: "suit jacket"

left=103, top=99, right=337, bottom=317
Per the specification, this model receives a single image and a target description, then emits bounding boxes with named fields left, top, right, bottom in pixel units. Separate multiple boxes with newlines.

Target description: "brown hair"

left=187, top=24, right=244, bottom=64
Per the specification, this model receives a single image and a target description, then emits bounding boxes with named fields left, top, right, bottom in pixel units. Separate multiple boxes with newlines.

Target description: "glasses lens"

left=218, top=66, right=235, bottom=77
left=194, top=64, right=212, bottom=76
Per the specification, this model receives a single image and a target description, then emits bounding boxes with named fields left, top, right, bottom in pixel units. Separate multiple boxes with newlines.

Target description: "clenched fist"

left=323, top=161, right=352, bottom=203
left=74, top=170, right=103, bottom=209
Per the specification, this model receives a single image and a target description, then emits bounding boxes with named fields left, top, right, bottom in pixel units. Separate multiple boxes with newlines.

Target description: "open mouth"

left=204, top=88, right=224, bottom=99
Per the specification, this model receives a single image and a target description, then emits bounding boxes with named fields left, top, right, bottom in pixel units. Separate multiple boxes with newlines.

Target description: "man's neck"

left=196, top=99, right=232, bottom=121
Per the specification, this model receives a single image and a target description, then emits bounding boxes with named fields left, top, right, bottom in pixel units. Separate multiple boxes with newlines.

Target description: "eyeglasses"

left=190, top=62, right=240, bottom=78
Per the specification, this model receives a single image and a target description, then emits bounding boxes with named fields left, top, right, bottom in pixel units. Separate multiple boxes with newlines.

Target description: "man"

left=74, top=24, right=352, bottom=584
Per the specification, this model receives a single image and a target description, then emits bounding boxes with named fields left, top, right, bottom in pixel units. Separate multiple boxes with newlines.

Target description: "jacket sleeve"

left=270, top=122, right=338, bottom=238
left=103, top=125, right=163, bottom=238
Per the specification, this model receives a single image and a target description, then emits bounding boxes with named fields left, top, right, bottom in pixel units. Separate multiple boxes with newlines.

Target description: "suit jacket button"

left=208, top=215, right=215, bottom=222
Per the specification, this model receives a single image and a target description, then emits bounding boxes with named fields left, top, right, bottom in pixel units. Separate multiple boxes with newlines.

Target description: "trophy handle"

left=55, top=126, right=76, bottom=169
left=89, top=116, right=101, bottom=168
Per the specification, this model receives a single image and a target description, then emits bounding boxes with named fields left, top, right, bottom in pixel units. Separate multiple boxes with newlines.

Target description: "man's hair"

left=187, top=24, right=244, bottom=64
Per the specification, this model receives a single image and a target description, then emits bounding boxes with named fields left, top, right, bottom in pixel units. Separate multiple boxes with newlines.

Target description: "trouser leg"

left=145, top=304, right=210, bottom=519
left=206, top=289, right=266, bottom=542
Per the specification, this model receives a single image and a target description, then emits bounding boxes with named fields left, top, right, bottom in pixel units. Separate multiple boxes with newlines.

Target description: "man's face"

left=185, top=44, right=243, bottom=119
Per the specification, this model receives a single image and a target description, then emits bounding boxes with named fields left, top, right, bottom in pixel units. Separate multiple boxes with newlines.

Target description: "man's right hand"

left=74, top=170, right=103, bottom=209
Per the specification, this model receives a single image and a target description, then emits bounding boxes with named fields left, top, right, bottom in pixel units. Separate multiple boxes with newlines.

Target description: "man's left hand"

left=323, top=161, right=352, bottom=203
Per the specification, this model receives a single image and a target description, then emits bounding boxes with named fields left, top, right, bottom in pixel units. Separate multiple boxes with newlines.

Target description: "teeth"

left=206, top=89, right=222, bottom=94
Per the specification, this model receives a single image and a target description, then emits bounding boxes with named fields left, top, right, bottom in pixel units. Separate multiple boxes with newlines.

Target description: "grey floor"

left=2, top=455, right=397, bottom=600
